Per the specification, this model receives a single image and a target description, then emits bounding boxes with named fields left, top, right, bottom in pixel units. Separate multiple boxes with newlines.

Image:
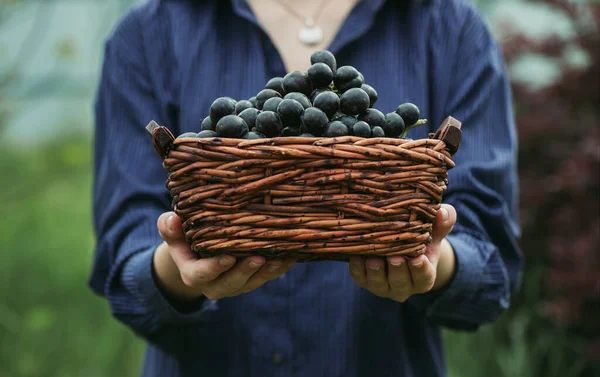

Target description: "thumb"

left=157, top=212, right=186, bottom=244
left=431, top=204, right=456, bottom=244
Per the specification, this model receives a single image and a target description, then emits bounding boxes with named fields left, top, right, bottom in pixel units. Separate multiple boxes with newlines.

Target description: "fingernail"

left=267, top=263, right=281, bottom=272
left=412, top=260, right=424, bottom=268
left=440, top=208, right=449, bottom=221
left=249, top=260, right=263, bottom=269
left=167, top=215, right=174, bottom=231
left=389, top=259, right=403, bottom=267
left=219, top=256, right=235, bottom=267
left=368, top=264, right=381, bottom=272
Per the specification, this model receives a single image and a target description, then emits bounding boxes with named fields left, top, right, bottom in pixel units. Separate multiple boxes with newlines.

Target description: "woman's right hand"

left=153, top=212, right=296, bottom=302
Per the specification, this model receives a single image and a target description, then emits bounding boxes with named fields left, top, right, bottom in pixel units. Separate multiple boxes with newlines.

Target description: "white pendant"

left=298, top=17, right=323, bottom=46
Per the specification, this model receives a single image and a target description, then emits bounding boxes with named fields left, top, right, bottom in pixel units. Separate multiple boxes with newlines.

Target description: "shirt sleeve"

left=406, top=6, right=523, bottom=331
left=88, top=9, right=217, bottom=340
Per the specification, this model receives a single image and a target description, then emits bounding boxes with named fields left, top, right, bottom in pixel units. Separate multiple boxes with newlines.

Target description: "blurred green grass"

left=0, top=135, right=588, bottom=377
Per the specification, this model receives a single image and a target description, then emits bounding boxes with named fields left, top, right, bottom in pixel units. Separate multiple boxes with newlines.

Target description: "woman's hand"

left=348, top=204, right=457, bottom=302
left=153, top=212, right=296, bottom=302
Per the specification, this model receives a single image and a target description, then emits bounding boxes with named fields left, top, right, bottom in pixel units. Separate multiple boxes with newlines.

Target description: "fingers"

left=203, top=256, right=266, bottom=299
left=348, top=256, right=367, bottom=287
left=387, top=256, right=412, bottom=302
left=407, top=254, right=436, bottom=293
left=240, top=258, right=296, bottom=293
left=431, top=204, right=457, bottom=244
left=365, top=258, right=389, bottom=296
left=157, top=212, right=185, bottom=244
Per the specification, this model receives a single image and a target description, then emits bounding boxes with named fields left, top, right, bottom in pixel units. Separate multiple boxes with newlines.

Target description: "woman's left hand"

left=348, top=204, right=458, bottom=302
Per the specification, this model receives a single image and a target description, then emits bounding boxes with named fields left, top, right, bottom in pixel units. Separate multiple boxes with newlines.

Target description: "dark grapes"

left=313, top=91, right=340, bottom=118
left=371, top=126, right=385, bottom=137
left=201, top=116, right=215, bottom=131
left=238, top=108, right=259, bottom=129
left=277, top=99, right=304, bottom=127
left=358, top=108, right=386, bottom=128
left=339, top=88, right=370, bottom=115
left=396, top=103, right=420, bottom=126
left=235, top=100, right=254, bottom=114
left=334, top=66, right=363, bottom=92
left=244, top=131, right=265, bottom=139
left=177, top=132, right=198, bottom=139
left=255, top=111, right=283, bottom=138
left=281, top=127, right=300, bottom=136
left=265, top=77, right=285, bottom=95
left=361, top=84, right=378, bottom=107
left=301, top=107, right=329, bottom=136
left=299, top=132, right=315, bottom=137
left=197, top=130, right=218, bottom=138
left=282, top=71, right=312, bottom=96
left=308, top=62, right=334, bottom=88
left=262, top=97, right=283, bottom=112
left=311, top=88, right=329, bottom=102
left=384, top=112, right=406, bottom=138
left=334, top=114, right=357, bottom=129
left=351, top=121, right=371, bottom=138
left=248, top=96, right=258, bottom=107
left=216, top=115, right=249, bottom=138
left=324, top=121, right=349, bottom=137
left=310, top=50, right=337, bottom=73
left=284, top=92, right=312, bottom=109
left=256, top=89, right=282, bottom=110
left=209, top=97, right=236, bottom=123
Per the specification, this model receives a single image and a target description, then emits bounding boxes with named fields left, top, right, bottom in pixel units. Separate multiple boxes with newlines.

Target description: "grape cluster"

left=178, top=50, right=426, bottom=140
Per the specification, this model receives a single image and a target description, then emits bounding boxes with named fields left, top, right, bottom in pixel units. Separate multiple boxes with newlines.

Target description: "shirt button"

left=272, top=352, right=284, bottom=365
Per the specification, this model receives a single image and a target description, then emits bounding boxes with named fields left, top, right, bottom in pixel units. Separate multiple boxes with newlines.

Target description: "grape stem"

left=400, top=119, right=427, bottom=139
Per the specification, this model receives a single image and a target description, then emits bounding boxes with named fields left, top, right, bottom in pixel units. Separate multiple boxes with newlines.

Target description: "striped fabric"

left=89, top=0, right=523, bottom=376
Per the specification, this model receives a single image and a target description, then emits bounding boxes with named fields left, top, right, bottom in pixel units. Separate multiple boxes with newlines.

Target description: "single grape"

left=244, top=131, right=265, bottom=139
left=282, top=71, right=313, bottom=96
left=337, top=115, right=358, bottom=129
left=310, top=50, right=337, bottom=73
left=358, top=108, right=386, bottom=129
left=302, top=107, right=329, bottom=135
left=215, top=115, right=249, bottom=138
left=310, top=88, right=329, bottom=102
left=334, top=66, right=363, bottom=92
left=255, top=111, right=283, bottom=138
left=197, top=130, right=218, bottom=138
left=351, top=121, right=371, bottom=138
left=262, top=97, right=283, bottom=113
left=313, top=91, right=340, bottom=118
left=177, top=132, right=199, bottom=139
left=371, top=126, right=385, bottom=137
left=284, top=92, right=312, bottom=109
left=235, top=100, right=254, bottom=114
left=281, top=127, right=300, bottom=136
left=299, top=132, right=315, bottom=137
left=324, top=121, right=349, bottom=137
left=256, top=89, right=282, bottom=110
left=384, top=112, right=406, bottom=138
left=265, top=77, right=285, bottom=95
left=248, top=96, right=258, bottom=107
left=361, top=84, right=378, bottom=107
left=277, top=99, right=304, bottom=127
left=238, top=108, right=260, bottom=129
left=209, top=97, right=236, bottom=123
left=308, top=62, right=334, bottom=88
left=396, top=103, right=420, bottom=126
left=339, top=88, right=370, bottom=115
left=201, top=116, right=215, bottom=131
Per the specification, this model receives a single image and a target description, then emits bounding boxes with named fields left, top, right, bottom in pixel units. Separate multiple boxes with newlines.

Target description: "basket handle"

left=429, top=116, right=462, bottom=156
left=146, top=120, right=175, bottom=160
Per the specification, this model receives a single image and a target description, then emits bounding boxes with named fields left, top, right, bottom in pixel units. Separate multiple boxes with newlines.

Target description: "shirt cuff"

left=406, top=231, right=486, bottom=329
left=121, top=246, right=219, bottom=325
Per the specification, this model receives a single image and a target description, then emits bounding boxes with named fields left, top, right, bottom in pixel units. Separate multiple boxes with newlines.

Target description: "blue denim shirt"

left=89, top=1, right=522, bottom=376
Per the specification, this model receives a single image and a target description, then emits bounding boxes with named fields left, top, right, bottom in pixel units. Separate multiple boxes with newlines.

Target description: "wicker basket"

left=147, top=117, right=462, bottom=262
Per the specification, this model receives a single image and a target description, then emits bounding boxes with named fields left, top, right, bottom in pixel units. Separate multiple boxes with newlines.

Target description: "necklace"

left=276, top=0, right=330, bottom=46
